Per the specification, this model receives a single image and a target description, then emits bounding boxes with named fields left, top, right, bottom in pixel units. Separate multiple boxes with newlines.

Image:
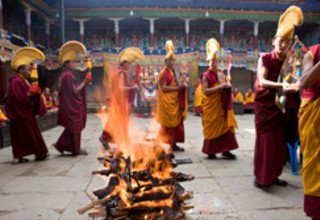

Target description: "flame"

left=93, top=62, right=180, bottom=217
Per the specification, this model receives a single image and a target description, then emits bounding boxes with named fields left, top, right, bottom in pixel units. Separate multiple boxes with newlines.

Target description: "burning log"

left=175, top=183, right=194, bottom=201
left=182, top=203, right=195, bottom=211
left=88, top=208, right=106, bottom=218
left=78, top=189, right=119, bottom=214
left=93, top=177, right=119, bottom=199
left=171, top=172, right=195, bottom=182
left=130, top=192, right=172, bottom=203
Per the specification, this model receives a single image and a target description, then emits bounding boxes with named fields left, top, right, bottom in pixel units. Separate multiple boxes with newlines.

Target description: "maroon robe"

left=158, top=67, right=185, bottom=147
left=5, top=74, right=48, bottom=159
left=254, top=50, right=286, bottom=186
left=202, top=69, right=238, bottom=154
left=56, top=70, right=87, bottom=154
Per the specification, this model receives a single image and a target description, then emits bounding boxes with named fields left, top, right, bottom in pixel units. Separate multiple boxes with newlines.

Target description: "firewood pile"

left=78, top=144, right=194, bottom=220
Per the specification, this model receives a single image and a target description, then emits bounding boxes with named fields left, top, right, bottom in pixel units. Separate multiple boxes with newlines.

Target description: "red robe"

left=5, top=74, right=48, bottom=159
left=254, top=50, right=286, bottom=186
left=201, top=69, right=238, bottom=154
left=56, top=70, right=87, bottom=154
left=157, top=67, right=185, bottom=146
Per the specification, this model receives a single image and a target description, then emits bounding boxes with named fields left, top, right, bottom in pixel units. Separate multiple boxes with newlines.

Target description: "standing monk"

left=156, top=40, right=188, bottom=152
left=299, top=44, right=320, bottom=219
left=201, top=38, right=238, bottom=159
left=54, top=41, right=91, bottom=156
left=5, top=47, right=49, bottom=163
left=253, top=6, right=303, bottom=188
left=100, top=47, right=144, bottom=149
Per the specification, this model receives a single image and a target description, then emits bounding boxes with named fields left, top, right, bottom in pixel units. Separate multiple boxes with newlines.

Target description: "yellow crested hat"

left=206, top=38, right=220, bottom=61
left=59, top=40, right=87, bottom=64
left=276, top=6, right=303, bottom=39
left=11, top=47, right=45, bottom=71
left=117, top=47, right=144, bottom=63
left=165, top=40, right=175, bottom=60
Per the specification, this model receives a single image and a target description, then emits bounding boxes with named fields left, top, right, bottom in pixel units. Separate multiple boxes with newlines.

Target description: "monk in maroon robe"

left=254, top=6, right=303, bottom=188
left=254, top=36, right=300, bottom=188
left=100, top=47, right=143, bottom=149
left=100, top=63, right=139, bottom=147
left=5, top=65, right=49, bottom=163
left=54, top=60, right=89, bottom=155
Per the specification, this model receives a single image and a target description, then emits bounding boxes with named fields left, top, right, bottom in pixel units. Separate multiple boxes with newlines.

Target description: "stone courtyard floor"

left=0, top=113, right=306, bottom=220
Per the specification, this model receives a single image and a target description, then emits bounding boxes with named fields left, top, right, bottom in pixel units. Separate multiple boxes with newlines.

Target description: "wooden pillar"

left=25, top=7, right=32, bottom=44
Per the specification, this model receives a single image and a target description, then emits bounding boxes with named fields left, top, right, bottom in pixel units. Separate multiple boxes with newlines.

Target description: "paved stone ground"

left=0, top=113, right=306, bottom=220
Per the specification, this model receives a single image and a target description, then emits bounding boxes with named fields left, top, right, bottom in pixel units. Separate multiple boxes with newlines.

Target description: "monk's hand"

left=178, top=83, right=186, bottom=90
left=283, top=82, right=299, bottom=93
left=221, top=82, right=232, bottom=89
left=183, top=81, right=189, bottom=88
left=133, top=84, right=140, bottom=91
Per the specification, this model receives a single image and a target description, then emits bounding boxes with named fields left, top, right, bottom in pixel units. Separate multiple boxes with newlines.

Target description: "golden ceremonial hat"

left=117, top=47, right=145, bottom=63
left=206, top=38, right=220, bottom=61
left=276, top=6, right=303, bottom=39
left=11, top=47, right=45, bottom=71
left=165, top=40, right=175, bottom=60
left=59, top=40, right=87, bottom=64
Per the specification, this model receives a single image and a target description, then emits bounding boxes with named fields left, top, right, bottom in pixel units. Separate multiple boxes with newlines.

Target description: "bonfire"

left=78, top=108, right=194, bottom=219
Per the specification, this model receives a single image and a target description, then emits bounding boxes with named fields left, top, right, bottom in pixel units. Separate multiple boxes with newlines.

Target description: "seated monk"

left=232, top=86, right=243, bottom=102
left=243, top=88, right=255, bottom=107
left=42, top=88, right=55, bottom=110
left=0, top=108, right=8, bottom=124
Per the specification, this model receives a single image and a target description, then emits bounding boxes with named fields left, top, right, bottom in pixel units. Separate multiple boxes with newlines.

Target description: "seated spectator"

left=42, top=88, right=55, bottom=111
left=233, top=86, right=244, bottom=102
left=243, top=88, right=255, bottom=107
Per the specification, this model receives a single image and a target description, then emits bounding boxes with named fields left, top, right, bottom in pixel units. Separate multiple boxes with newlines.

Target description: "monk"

left=253, top=6, right=303, bottom=188
left=243, top=88, right=255, bottom=107
left=42, top=87, right=55, bottom=110
left=54, top=41, right=90, bottom=156
left=193, top=75, right=202, bottom=116
left=299, top=44, right=320, bottom=219
left=156, top=40, right=187, bottom=152
left=201, top=38, right=238, bottom=159
left=5, top=47, right=49, bottom=163
left=232, top=86, right=244, bottom=102
left=100, top=47, right=144, bottom=149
